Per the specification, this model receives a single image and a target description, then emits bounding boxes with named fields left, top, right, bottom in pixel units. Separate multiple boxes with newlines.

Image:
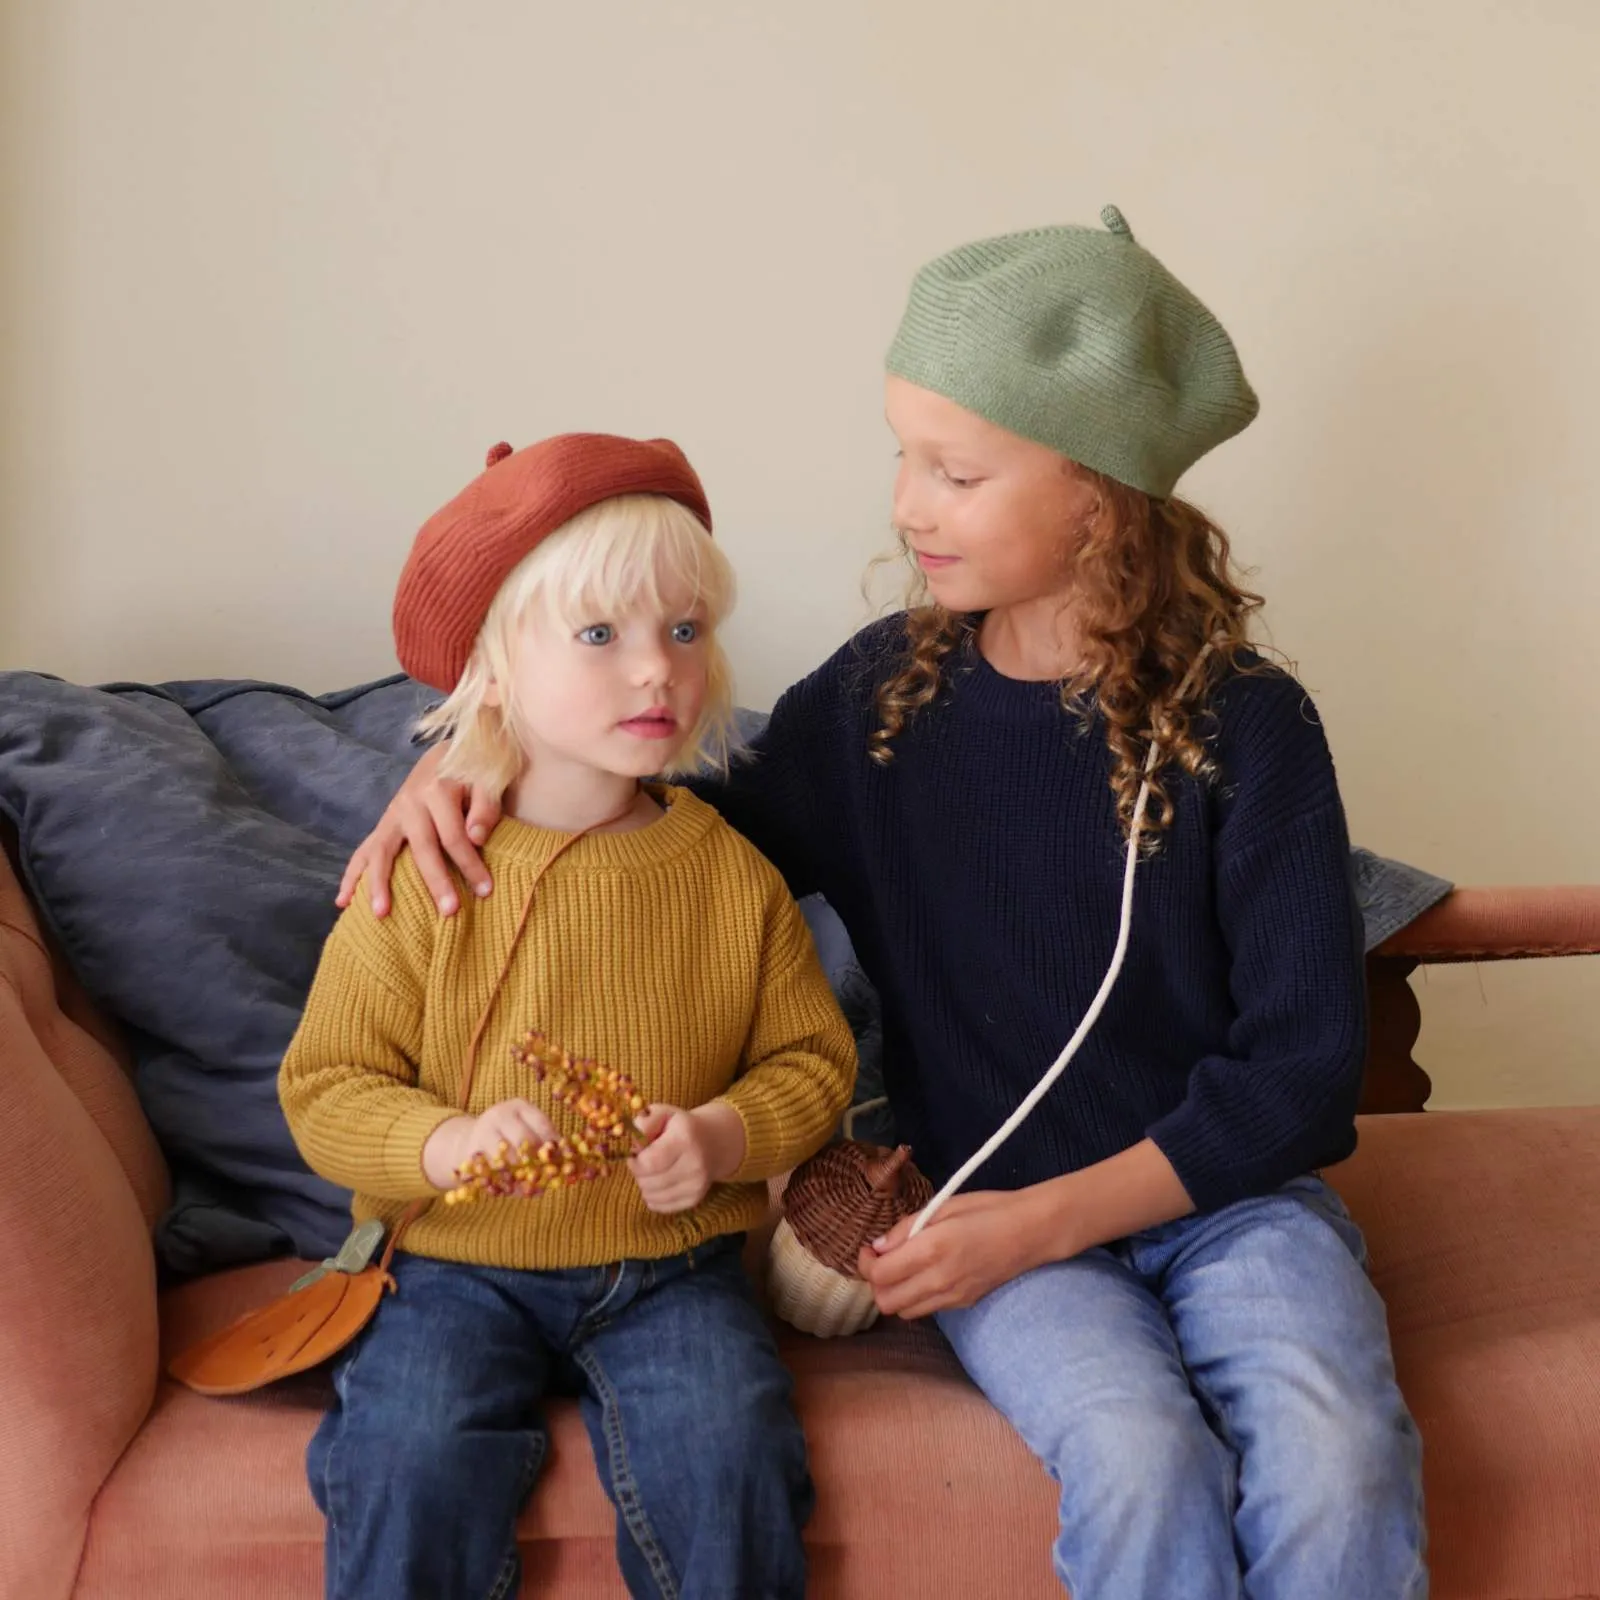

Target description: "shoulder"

left=336, top=847, right=441, bottom=974
left=1206, top=657, right=1335, bottom=765
left=777, top=614, right=910, bottom=718
left=679, top=791, right=792, bottom=894
left=1201, top=657, right=1345, bottom=829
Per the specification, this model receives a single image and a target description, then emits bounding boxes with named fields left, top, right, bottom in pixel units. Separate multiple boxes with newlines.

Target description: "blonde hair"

left=870, top=471, right=1266, bottom=840
left=416, top=494, right=737, bottom=794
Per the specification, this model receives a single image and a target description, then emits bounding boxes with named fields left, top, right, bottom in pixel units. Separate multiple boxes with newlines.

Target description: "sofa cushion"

left=75, top=1107, right=1600, bottom=1600
left=1327, top=1107, right=1600, bottom=1600
left=0, top=673, right=439, bottom=1273
left=80, top=1259, right=1057, bottom=1600
left=0, top=844, right=164, bottom=1600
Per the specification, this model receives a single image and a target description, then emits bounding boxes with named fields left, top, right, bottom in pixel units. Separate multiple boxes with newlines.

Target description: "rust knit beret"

left=393, top=433, right=713, bottom=692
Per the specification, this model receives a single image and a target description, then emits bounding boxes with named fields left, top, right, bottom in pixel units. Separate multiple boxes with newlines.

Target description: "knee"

left=696, top=1392, right=808, bottom=1493
left=1280, top=1402, right=1420, bottom=1510
left=324, top=1402, right=532, bottom=1512
left=1046, top=1403, right=1232, bottom=1522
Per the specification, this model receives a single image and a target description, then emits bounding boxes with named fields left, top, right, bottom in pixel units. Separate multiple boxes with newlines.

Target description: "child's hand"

left=628, top=1103, right=746, bottom=1214
left=422, top=1100, right=560, bottom=1190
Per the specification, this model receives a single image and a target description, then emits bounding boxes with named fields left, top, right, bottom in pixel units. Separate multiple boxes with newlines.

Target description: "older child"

left=347, top=213, right=1426, bottom=1598
left=281, top=433, right=855, bottom=1600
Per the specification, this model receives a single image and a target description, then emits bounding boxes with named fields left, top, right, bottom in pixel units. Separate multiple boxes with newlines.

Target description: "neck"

left=503, top=760, right=652, bottom=836
left=978, top=596, right=1085, bottom=682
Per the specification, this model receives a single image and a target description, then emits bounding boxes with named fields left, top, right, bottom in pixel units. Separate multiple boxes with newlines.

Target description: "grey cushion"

left=0, top=672, right=435, bottom=1273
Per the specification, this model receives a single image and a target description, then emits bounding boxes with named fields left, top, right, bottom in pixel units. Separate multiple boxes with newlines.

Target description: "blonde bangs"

left=515, top=494, right=733, bottom=635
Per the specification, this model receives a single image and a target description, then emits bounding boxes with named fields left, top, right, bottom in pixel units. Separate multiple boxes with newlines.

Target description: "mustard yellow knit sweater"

left=279, top=787, right=856, bottom=1270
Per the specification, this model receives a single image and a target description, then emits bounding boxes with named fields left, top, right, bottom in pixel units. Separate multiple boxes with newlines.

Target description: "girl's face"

left=886, top=374, right=1097, bottom=615
left=490, top=584, right=712, bottom=783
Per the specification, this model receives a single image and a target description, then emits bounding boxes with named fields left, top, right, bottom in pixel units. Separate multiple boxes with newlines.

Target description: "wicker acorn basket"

left=767, top=1137, right=932, bottom=1338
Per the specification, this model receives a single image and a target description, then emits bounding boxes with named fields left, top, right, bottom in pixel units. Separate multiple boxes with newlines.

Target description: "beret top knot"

left=393, top=432, right=712, bottom=693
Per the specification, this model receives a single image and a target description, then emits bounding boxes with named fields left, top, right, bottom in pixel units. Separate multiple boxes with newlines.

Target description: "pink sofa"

left=4, top=831, right=1599, bottom=1599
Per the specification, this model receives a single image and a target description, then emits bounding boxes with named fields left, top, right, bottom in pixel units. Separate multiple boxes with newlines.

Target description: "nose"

left=892, top=457, right=933, bottom=539
left=628, top=631, right=674, bottom=689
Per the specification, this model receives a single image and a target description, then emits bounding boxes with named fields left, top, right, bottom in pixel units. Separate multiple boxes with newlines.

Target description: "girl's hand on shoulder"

left=422, top=1100, right=559, bottom=1190
left=628, top=1103, right=746, bottom=1214
left=337, top=741, right=504, bottom=919
left=856, top=1189, right=1045, bottom=1319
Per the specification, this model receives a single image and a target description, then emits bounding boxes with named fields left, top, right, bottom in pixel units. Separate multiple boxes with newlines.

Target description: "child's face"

left=886, top=375, right=1099, bottom=615
left=494, top=584, right=712, bottom=782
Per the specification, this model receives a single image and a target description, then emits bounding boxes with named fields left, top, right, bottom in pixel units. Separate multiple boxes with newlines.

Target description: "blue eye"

left=578, top=624, right=615, bottom=646
left=671, top=621, right=700, bottom=644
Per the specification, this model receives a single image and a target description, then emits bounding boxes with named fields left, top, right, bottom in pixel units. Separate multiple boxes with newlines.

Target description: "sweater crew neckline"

left=483, top=784, right=717, bottom=872
left=948, top=634, right=1076, bottom=722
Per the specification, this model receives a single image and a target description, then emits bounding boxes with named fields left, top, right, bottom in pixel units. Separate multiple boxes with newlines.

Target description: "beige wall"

left=2, top=0, right=1596, bottom=1106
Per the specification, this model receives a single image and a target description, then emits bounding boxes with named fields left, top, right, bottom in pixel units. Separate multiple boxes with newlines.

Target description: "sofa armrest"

left=1362, top=885, right=1600, bottom=1118
left=1376, top=885, right=1600, bottom=964
left=0, top=874, right=161, bottom=1597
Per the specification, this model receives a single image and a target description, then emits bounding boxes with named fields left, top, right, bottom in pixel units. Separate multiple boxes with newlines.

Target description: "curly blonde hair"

left=869, top=471, right=1265, bottom=838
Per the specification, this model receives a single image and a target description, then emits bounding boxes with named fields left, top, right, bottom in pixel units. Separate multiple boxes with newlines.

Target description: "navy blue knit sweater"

left=694, top=617, right=1367, bottom=1214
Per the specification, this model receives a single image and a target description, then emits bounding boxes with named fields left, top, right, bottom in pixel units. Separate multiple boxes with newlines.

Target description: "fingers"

left=405, top=806, right=463, bottom=914
left=472, top=1100, right=558, bottom=1158
left=464, top=785, right=504, bottom=850
left=504, top=1099, right=558, bottom=1147
left=430, top=790, right=493, bottom=901
left=628, top=1107, right=711, bottom=1212
left=632, top=1105, right=675, bottom=1147
left=869, top=1212, right=920, bottom=1253
left=338, top=828, right=402, bottom=916
left=336, top=846, right=369, bottom=911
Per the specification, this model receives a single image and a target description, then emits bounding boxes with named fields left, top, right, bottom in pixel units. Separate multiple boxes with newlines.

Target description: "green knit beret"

left=886, top=206, right=1258, bottom=498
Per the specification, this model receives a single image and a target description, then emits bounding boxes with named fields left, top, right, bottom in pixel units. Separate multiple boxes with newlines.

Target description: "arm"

left=861, top=1138, right=1195, bottom=1318
left=1144, top=799, right=1367, bottom=1210
left=714, top=884, right=858, bottom=1182
left=278, top=867, right=461, bottom=1201
left=626, top=884, right=857, bottom=1208
left=688, top=690, right=830, bottom=902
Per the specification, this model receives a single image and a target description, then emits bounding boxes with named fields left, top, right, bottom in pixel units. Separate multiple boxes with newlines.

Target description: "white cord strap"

left=908, top=646, right=1214, bottom=1236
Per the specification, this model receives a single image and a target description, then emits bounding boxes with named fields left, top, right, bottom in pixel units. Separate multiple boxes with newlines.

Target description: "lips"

left=619, top=710, right=680, bottom=740
left=913, top=550, right=959, bottom=570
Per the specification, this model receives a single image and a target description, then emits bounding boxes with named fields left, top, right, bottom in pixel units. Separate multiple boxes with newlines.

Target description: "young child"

left=281, top=432, right=856, bottom=1600
left=346, top=212, right=1427, bottom=1599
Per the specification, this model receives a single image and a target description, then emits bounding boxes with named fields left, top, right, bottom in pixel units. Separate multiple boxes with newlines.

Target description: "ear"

left=483, top=677, right=504, bottom=709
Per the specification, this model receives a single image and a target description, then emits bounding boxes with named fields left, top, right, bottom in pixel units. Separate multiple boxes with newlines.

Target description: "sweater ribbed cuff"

left=715, top=1091, right=797, bottom=1185
left=382, top=1104, right=464, bottom=1198
left=1147, top=1106, right=1279, bottom=1216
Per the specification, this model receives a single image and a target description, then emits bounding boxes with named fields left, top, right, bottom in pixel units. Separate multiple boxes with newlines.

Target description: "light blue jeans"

left=936, top=1176, right=1426, bottom=1600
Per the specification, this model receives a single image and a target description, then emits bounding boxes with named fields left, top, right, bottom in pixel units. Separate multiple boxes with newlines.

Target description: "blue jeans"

left=936, top=1176, right=1426, bottom=1600
left=308, top=1235, right=811, bottom=1600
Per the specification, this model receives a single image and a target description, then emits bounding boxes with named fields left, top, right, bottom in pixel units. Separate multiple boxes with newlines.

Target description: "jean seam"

left=321, top=1334, right=371, bottom=1600
left=580, top=1260, right=632, bottom=1336
left=573, top=1344, right=678, bottom=1600
left=481, top=1429, right=544, bottom=1600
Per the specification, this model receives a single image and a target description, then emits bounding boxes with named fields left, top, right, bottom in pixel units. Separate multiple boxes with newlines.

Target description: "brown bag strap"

left=376, top=793, right=639, bottom=1274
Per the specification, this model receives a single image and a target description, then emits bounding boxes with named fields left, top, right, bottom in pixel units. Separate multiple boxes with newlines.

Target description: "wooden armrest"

left=1362, top=883, right=1600, bottom=1117
left=1375, top=885, right=1600, bottom=964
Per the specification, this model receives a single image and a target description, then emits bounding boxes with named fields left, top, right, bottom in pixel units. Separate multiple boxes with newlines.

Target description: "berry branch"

left=443, top=1032, right=647, bottom=1205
